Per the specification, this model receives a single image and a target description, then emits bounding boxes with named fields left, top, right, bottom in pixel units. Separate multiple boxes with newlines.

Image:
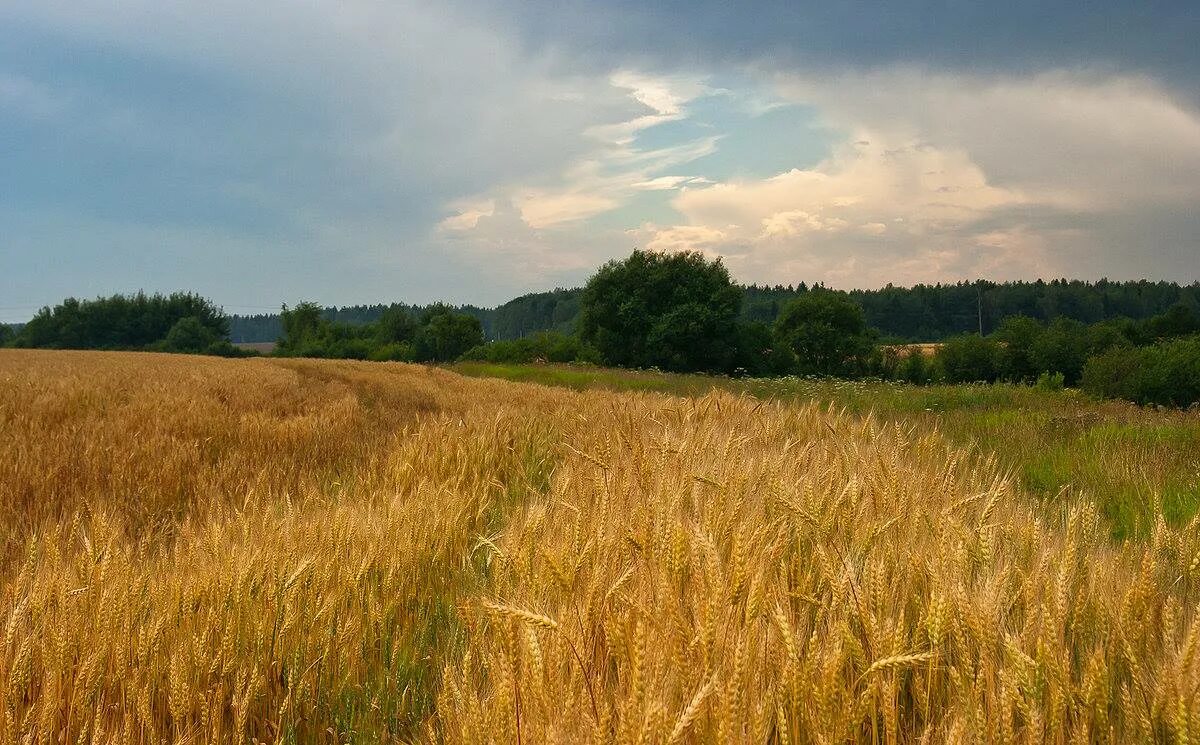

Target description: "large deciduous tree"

left=415, top=305, right=484, bottom=362
left=773, top=292, right=874, bottom=376
left=277, top=302, right=327, bottom=355
left=579, top=250, right=742, bottom=372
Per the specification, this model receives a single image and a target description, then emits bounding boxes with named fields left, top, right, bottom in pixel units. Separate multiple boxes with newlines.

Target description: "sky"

left=1, top=1, right=1198, bottom=321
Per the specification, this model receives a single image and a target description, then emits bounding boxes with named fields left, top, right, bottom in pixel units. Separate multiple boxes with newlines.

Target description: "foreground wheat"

left=1, top=351, right=1199, bottom=742
left=438, top=397, right=1200, bottom=743
left=0, top=351, right=572, bottom=742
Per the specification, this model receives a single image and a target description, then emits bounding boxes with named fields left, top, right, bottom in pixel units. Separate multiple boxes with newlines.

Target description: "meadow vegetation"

left=3, top=349, right=1200, bottom=742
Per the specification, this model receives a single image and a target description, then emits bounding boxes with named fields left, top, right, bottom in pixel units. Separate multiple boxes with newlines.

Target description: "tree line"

left=468, top=250, right=1200, bottom=407
left=0, top=292, right=490, bottom=364
left=5, top=251, right=1199, bottom=407
left=226, top=277, right=1198, bottom=344
left=226, top=291, right=580, bottom=345
left=228, top=301, right=492, bottom=344
left=273, top=302, right=484, bottom=362
left=747, top=279, right=1200, bottom=341
left=913, top=310, right=1200, bottom=407
left=2, top=292, right=248, bottom=356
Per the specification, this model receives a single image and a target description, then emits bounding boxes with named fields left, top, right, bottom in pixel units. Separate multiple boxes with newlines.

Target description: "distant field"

left=883, top=342, right=942, bottom=358
left=452, top=361, right=1200, bottom=538
left=234, top=340, right=276, bottom=354
left=3, top=350, right=1200, bottom=742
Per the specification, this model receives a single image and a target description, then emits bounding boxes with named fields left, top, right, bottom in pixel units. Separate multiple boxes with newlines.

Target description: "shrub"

left=936, top=334, right=1004, bottom=383
left=459, top=332, right=598, bottom=365
left=1035, top=370, right=1066, bottom=392
left=374, top=306, right=417, bottom=345
left=1081, top=346, right=1144, bottom=403
left=162, top=315, right=219, bottom=353
left=205, top=340, right=255, bottom=357
left=14, top=292, right=230, bottom=351
left=275, top=302, right=482, bottom=363
left=730, top=321, right=797, bottom=377
left=991, top=315, right=1043, bottom=382
left=896, top=350, right=933, bottom=384
left=1085, top=321, right=1133, bottom=357
left=1082, top=338, right=1200, bottom=408
left=1029, top=318, right=1091, bottom=384
left=368, top=342, right=417, bottom=362
left=276, top=302, right=327, bottom=355
left=1141, top=304, right=1200, bottom=341
left=415, top=306, right=484, bottom=362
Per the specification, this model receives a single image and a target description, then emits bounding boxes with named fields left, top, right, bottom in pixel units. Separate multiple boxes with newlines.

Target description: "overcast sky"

left=2, top=1, right=1198, bottom=321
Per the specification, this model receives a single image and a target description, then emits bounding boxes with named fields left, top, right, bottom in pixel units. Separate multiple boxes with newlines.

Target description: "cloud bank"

left=623, top=70, right=1200, bottom=288
left=0, top=1, right=1197, bottom=320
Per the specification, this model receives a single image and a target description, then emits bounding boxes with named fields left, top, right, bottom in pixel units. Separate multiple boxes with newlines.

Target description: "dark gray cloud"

left=0, top=1, right=651, bottom=315
left=471, top=0, right=1199, bottom=95
left=0, top=1, right=1196, bottom=321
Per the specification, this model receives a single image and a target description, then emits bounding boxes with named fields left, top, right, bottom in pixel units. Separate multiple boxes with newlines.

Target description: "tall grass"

left=453, top=362, right=1200, bottom=537
left=2, top=350, right=1199, bottom=742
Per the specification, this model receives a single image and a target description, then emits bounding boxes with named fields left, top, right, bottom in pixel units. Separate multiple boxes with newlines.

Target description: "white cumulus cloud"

left=631, top=69, right=1200, bottom=288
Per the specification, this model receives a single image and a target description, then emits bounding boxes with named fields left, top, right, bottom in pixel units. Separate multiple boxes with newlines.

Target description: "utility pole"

left=977, top=286, right=984, bottom=336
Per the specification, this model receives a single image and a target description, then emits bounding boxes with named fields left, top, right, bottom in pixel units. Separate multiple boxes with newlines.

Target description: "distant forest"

left=228, top=288, right=581, bottom=343
left=6, top=265, right=1199, bottom=408
left=228, top=279, right=1200, bottom=344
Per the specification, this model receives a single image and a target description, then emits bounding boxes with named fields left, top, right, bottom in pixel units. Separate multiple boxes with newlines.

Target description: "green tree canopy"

left=1083, top=339, right=1200, bottom=408
left=936, top=334, right=1005, bottom=383
left=374, top=306, right=416, bottom=345
left=1141, top=304, right=1200, bottom=341
left=13, top=292, right=229, bottom=350
left=162, top=316, right=219, bottom=353
left=730, top=321, right=797, bottom=377
left=991, top=315, right=1044, bottom=382
left=772, top=292, right=874, bottom=376
left=277, top=302, right=327, bottom=355
left=578, top=249, right=742, bottom=372
left=1027, top=317, right=1129, bottom=385
left=415, top=305, right=484, bottom=362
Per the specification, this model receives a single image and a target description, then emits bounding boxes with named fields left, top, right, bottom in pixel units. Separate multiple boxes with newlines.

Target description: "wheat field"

left=2, top=350, right=1199, bottom=743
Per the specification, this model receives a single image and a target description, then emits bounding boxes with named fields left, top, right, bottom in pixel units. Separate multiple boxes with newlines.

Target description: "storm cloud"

left=1, top=1, right=1196, bottom=320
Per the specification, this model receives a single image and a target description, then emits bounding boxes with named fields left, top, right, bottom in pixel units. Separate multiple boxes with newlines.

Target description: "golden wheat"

left=436, top=384, right=1200, bottom=743
left=1, top=349, right=1198, bottom=743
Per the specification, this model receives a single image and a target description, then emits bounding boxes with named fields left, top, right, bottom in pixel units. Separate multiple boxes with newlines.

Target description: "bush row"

left=273, top=302, right=484, bottom=363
